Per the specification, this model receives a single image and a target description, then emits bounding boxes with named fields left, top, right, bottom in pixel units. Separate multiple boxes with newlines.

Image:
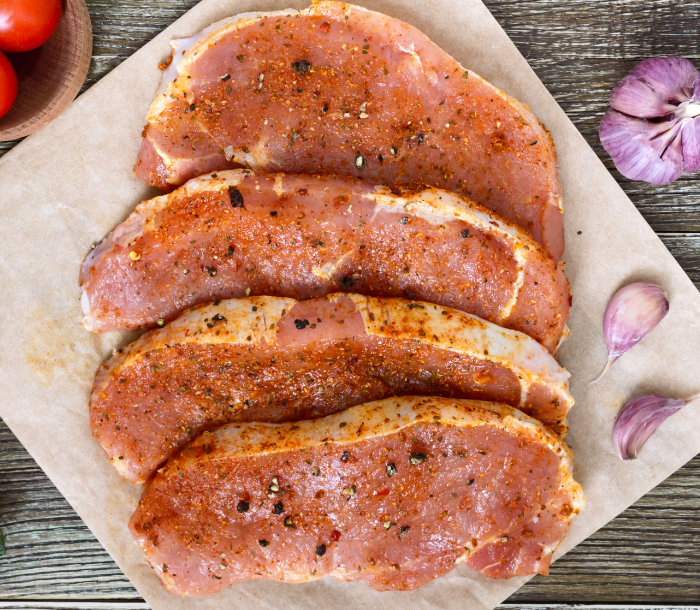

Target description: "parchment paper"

left=1, top=0, right=699, bottom=608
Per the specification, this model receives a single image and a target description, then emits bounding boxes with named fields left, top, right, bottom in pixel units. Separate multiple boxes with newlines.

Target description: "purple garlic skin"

left=613, top=395, right=689, bottom=460
left=599, top=57, right=700, bottom=185
left=591, top=282, right=669, bottom=384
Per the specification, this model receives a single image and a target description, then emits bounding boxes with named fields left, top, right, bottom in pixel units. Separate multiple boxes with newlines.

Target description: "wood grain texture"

left=0, top=0, right=699, bottom=607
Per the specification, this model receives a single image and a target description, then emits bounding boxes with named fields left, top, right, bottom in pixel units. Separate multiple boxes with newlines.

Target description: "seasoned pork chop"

left=130, top=396, right=584, bottom=594
left=91, top=294, right=573, bottom=484
left=81, top=171, right=570, bottom=351
left=135, top=1, right=565, bottom=259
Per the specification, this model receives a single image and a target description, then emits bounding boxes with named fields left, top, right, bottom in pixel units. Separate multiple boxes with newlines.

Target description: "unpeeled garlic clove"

left=590, top=282, right=669, bottom=384
left=613, top=394, right=696, bottom=460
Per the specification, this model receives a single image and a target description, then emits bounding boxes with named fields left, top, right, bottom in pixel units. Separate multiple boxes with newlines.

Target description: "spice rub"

left=90, top=294, right=573, bottom=484
left=130, top=396, right=584, bottom=594
left=81, top=171, right=570, bottom=352
left=134, top=1, right=565, bottom=259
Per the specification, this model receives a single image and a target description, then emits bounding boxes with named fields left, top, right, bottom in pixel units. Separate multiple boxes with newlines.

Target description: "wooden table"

left=1, top=0, right=699, bottom=608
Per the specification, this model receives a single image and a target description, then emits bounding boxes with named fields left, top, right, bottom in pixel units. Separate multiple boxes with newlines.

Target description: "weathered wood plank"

left=0, top=423, right=138, bottom=600
left=0, top=0, right=699, bottom=606
left=658, top=234, right=700, bottom=290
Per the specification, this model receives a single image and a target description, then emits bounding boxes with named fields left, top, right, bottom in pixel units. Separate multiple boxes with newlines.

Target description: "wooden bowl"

left=0, top=0, right=92, bottom=141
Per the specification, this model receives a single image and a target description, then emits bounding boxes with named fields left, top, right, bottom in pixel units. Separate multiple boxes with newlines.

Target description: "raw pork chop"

left=135, top=1, right=565, bottom=259
left=130, top=396, right=584, bottom=594
left=81, top=171, right=570, bottom=352
left=91, top=294, right=573, bottom=484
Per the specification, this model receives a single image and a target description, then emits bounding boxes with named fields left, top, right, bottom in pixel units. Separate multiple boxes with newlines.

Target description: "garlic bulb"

left=613, top=395, right=696, bottom=460
left=591, top=282, right=669, bottom=384
left=599, top=56, right=700, bottom=185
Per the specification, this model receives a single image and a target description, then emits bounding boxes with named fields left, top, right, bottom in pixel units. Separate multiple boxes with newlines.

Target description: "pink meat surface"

left=134, top=1, right=565, bottom=259
left=81, top=171, right=570, bottom=352
left=91, top=294, right=573, bottom=484
left=130, top=396, right=584, bottom=595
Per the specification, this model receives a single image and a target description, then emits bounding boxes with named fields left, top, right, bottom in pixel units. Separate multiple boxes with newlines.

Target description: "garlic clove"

left=589, top=354, right=617, bottom=386
left=590, top=282, right=669, bottom=384
left=613, top=394, right=697, bottom=460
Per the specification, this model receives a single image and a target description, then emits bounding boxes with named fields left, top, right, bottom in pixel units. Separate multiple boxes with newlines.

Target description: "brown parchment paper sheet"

left=1, top=0, right=699, bottom=608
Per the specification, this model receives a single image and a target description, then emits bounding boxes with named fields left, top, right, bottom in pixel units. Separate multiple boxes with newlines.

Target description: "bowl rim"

left=0, top=0, right=93, bottom=142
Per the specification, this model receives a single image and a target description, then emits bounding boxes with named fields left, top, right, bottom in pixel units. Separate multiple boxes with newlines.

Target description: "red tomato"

left=0, top=50, right=17, bottom=118
left=0, top=0, right=62, bottom=53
